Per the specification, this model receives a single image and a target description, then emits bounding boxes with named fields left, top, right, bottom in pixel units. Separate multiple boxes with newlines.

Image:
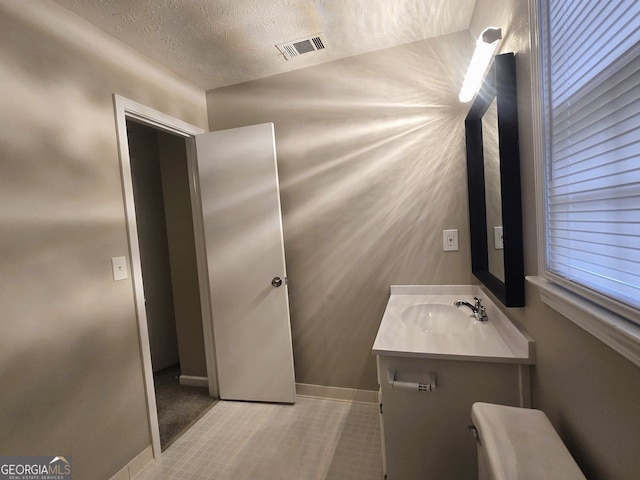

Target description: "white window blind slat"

left=551, top=237, right=640, bottom=262
left=549, top=167, right=640, bottom=194
left=549, top=170, right=640, bottom=197
left=552, top=149, right=640, bottom=182
left=549, top=194, right=640, bottom=212
left=549, top=2, right=640, bottom=100
left=548, top=253, right=640, bottom=290
left=548, top=254, right=640, bottom=293
left=549, top=208, right=640, bottom=224
left=547, top=263, right=640, bottom=309
left=552, top=135, right=640, bottom=173
left=550, top=16, right=640, bottom=95
left=552, top=84, right=640, bottom=148
left=548, top=0, right=598, bottom=44
left=549, top=180, right=640, bottom=201
left=550, top=24, right=640, bottom=92
left=552, top=99, right=640, bottom=155
left=549, top=2, right=619, bottom=71
left=548, top=219, right=640, bottom=237
left=550, top=244, right=640, bottom=273
left=552, top=133, right=640, bottom=176
left=550, top=229, right=639, bottom=250
left=551, top=54, right=640, bottom=125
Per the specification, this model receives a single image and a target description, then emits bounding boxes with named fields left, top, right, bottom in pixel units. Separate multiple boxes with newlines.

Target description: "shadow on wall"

left=207, top=31, right=476, bottom=390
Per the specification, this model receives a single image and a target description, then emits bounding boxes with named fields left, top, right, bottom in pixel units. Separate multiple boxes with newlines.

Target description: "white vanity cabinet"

left=377, top=355, right=531, bottom=480
left=373, top=285, right=535, bottom=480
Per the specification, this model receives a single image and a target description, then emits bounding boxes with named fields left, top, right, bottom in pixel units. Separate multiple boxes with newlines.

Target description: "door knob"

left=271, top=277, right=283, bottom=288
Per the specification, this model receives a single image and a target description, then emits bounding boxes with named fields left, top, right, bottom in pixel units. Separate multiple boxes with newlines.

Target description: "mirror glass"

left=481, top=98, right=504, bottom=282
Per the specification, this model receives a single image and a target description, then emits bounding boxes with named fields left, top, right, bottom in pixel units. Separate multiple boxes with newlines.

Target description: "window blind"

left=540, top=0, right=640, bottom=315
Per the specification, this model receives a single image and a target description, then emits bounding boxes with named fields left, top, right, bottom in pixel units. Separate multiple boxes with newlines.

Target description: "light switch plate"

left=443, top=229, right=459, bottom=251
left=494, top=226, right=504, bottom=250
left=112, top=256, right=128, bottom=281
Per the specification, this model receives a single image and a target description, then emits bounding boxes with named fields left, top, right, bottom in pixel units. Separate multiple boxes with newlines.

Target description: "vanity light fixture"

left=459, top=27, right=502, bottom=103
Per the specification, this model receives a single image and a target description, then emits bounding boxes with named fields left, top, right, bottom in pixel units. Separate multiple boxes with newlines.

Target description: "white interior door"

left=195, top=123, right=296, bottom=403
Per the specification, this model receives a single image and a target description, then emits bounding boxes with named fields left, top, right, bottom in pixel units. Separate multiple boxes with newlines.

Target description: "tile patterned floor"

left=137, top=396, right=383, bottom=480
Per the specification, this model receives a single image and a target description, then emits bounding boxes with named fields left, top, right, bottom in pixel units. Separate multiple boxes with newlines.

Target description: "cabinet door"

left=378, top=356, right=524, bottom=480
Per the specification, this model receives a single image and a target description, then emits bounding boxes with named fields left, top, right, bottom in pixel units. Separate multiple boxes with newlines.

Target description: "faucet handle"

left=473, top=296, right=483, bottom=308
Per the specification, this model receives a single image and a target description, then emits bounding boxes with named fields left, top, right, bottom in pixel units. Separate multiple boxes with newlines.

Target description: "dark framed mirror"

left=464, top=52, right=525, bottom=307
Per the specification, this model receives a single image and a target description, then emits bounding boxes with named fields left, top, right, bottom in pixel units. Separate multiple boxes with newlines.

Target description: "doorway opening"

left=126, top=119, right=215, bottom=450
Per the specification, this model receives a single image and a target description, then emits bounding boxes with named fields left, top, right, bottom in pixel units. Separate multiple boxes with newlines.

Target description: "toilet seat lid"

left=472, top=403, right=587, bottom=480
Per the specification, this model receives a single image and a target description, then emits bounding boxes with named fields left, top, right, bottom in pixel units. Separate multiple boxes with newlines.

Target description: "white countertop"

left=372, top=285, right=535, bottom=364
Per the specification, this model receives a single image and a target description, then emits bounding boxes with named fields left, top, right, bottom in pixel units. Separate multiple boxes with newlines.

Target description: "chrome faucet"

left=454, top=296, right=488, bottom=321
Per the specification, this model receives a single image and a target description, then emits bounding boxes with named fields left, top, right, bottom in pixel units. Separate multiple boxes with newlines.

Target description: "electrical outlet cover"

left=112, top=256, right=128, bottom=281
left=493, top=226, right=504, bottom=250
left=443, top=229, right=459, bottom=251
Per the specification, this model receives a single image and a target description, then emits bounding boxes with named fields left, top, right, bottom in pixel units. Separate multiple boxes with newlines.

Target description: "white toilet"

left=471, top=402, right=587, bottom=480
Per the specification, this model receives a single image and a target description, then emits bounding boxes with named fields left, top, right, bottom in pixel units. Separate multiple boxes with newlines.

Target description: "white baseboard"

left=110, top=445, right=153, bottom=480
left=179, top=374, right=209, bottom=388
left=295, top=383, right=378, bottom=404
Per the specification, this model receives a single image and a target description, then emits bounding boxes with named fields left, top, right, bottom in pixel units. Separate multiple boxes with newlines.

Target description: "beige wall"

left=471, top=1, right=640, bottom=479
left=0, top=1, right=207, bottom=478
left=207, top=31, right=476, bottom=390
left=158, top=133, right=207, bottom=378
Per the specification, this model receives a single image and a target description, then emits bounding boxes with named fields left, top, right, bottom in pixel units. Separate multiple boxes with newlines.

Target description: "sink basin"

left=400, top=303, right=475, bottom=334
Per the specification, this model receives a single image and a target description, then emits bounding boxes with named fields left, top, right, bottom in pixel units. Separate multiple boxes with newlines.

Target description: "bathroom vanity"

left=372, top=285, right=535, bottom=480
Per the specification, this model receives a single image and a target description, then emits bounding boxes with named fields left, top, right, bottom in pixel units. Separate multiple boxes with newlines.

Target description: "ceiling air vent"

left=276, top=34, right=328, bottom=60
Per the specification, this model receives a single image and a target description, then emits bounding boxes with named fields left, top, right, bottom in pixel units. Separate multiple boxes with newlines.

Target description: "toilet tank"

left=471, top=402, right=587, bottom=480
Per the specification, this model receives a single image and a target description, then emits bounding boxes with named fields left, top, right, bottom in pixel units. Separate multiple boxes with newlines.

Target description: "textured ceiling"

left=52, top=0, right=476, bottom=91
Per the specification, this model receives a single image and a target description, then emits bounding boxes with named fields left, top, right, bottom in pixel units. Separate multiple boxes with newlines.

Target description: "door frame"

left=112, top=94, right=218, bottom=458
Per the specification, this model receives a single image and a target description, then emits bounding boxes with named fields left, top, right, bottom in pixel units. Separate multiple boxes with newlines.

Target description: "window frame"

left=528, top=0, right=640, bottom=367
